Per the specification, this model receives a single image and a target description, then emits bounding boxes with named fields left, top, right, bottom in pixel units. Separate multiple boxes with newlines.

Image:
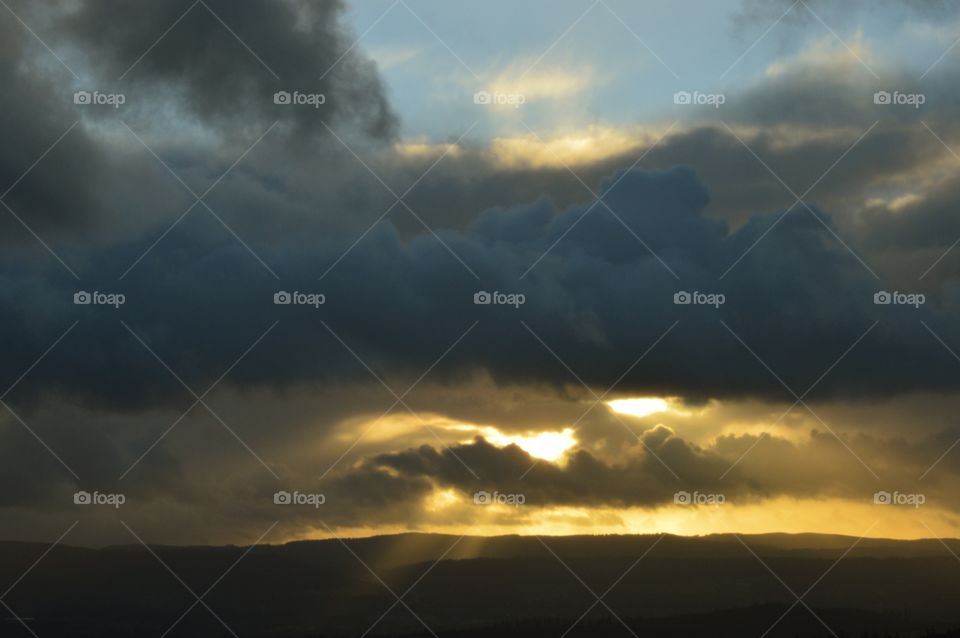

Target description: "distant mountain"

left=2, top=532, right=959, bottom=637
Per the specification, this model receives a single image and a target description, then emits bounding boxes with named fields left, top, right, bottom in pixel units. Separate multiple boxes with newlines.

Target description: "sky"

left=2, top=0, right=960, bottom=547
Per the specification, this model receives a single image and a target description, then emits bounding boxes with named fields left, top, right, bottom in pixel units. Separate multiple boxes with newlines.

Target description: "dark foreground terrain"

left=2, top=532, right=959, bottom=637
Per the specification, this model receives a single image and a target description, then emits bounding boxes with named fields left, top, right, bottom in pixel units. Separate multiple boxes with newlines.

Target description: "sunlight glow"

left=424, top=488, right=462, bottom=512
left=480, top=427, right=577, bottom=462
left=487, top=64, right=593, bottom=102
left=291, top=496, right=960, bottom=543
left=607, top=397, right=673, bottom=418
left=490, top=125, right=643, bottom=168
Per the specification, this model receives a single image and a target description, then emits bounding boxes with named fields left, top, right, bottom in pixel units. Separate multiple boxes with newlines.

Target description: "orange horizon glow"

left=277, top=494, right=960, bottom=545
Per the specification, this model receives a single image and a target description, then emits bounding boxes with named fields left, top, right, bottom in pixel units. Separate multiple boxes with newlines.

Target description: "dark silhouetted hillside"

left=2, top=533, right=959, bottom=637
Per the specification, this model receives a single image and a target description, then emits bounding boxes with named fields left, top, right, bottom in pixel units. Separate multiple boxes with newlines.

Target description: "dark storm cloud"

left=861, top=175, right=960, bottom=252
left=0, top=13, right=111, bottom=236
left=3, top=165, right=959, bottom=414
left=5, top=0, right=957, bottom=259
left=61, top=0, right=396, bottom=140
left=0, top=0, right=397, bottom=244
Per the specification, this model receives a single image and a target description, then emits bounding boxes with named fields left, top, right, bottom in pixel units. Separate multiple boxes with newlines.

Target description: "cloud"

left=344, top=423, right=959, bottom=511
left=488, top=125, right=647, bottom=169
left=367, top=45, right=422, bottom=71
left=61, top=0, right=397, bottom=140
left=5, top=0, right=960, bottom=547
left=484, top=62, right=596, bottom=102
left=0, top=0, right=401, bottom=246
left=5, top=385, right=959, bottom=544
left=3, top=161, right=960, bottom=414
